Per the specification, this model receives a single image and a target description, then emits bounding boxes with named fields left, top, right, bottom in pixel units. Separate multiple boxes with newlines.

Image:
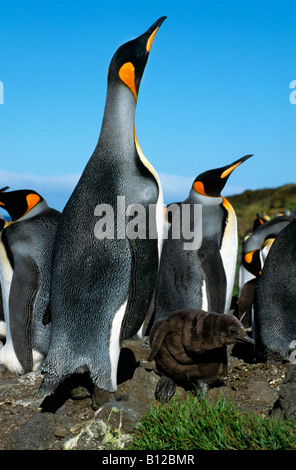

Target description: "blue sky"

left=0, top=0, right=295, bottom=212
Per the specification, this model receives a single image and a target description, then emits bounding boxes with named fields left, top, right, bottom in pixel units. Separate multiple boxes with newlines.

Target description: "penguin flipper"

left=121, top=238, right=158, bottom=340
left=42, top=303, right=51, bottom=325
left=147, top=320, right=168, bottom=361
left=198, top=238, right=227, bottom=313
left=9, top=255, right=40, bottom=373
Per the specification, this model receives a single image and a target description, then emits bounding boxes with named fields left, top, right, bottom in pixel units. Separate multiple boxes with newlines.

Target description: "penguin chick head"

left=0, top=189, right=44, bottom=221
left=192, top=154, right=253, bottom=198
left=108, top=16, right=166, bottom=100
left=216, top=314, right=255, bottom=346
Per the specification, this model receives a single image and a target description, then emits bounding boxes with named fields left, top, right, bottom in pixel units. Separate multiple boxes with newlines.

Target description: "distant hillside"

left=227, top=183, right=296, bottom=239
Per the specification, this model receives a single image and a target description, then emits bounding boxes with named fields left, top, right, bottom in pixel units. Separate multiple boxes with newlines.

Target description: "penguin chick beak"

left=235, top=335, right=255, bottom=344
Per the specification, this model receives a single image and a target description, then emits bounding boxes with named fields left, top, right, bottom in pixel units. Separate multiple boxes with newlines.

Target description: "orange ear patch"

left=119, top=62, right=137, bottom=100
left=26, top=193, right=40, bottom=212
left=245, top=251, right=256, bottom=263
left=193, top=181, right=207, bottom=196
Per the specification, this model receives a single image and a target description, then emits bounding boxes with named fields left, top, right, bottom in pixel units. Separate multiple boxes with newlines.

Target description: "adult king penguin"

left=254, top=218, right=296, bottom=361
left=39, top=17, right=166, bottom=403
left=153, top=155, right=253, bottom=325
left=237, top=214, right=293, bottom=327
left=0, top=188, right=60, bottom=373
left=240, top=214, right=293, bottom=282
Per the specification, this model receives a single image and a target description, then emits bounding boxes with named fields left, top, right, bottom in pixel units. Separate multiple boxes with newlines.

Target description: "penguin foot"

left=91, top=386, right=116, bottom=411
left=36, top=374, right=60, bottom=398
left=155, top=375, right=176, bottom=403
left=193, top=380, right=209, bottom=400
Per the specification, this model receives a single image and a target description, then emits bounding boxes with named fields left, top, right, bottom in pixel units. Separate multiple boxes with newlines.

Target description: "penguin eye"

left=227, top=328, right=237, bottom=336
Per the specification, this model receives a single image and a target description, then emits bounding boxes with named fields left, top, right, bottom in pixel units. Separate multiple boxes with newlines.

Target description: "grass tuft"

left=129, top=394, right=296, bottom=450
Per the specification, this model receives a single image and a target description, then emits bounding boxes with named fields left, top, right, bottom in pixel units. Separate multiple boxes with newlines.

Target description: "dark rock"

left=271, top=365, right=296, bottom=418
left=92, top=387, right=116, bottom=411
left=5, top=412, right=71, bottom=450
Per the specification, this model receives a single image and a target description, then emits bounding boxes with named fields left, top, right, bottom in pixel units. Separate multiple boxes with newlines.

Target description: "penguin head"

left=242, top=248, right=262, bottom=277
left=192, top=154, right=253, bottom=198
left=253, top=213, right=267, bottom=231
left=217, top=314, right=255, bottom=346
left=0, top=189, right=44, bottom=221
left=108, top=16, right=166, bottom=101
left=0, top=217, right=5, bottom=232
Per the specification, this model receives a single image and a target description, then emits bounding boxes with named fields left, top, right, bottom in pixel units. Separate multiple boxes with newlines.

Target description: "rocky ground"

left=0, top=336, right=292, bottom=451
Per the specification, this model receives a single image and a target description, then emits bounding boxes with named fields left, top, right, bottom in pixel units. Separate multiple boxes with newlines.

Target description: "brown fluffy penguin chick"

left=148, top=309, right=254, bottom=402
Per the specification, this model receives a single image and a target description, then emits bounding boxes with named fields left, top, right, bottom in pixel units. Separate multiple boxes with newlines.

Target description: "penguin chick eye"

left=227, top=328, right=237, bottom=337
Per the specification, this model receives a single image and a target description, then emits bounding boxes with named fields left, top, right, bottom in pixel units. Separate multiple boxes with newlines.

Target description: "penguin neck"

left=188, top=188, right=223, bottom=206
left=202, top=314, right=224, bottom=349
left=97, top=83, right=137, bottom=156
left=12, top=200, right=49, bottom=223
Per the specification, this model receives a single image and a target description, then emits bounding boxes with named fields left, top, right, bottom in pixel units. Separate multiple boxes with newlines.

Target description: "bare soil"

left=0, top=337, right=291, bottom=450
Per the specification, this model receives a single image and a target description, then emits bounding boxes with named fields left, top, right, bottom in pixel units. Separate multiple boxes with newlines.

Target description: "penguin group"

left=237, top=212, right=294, bottom=328
left=236, top=208, right=296, bottom=362
left=0, top=17, right=295, bottom=407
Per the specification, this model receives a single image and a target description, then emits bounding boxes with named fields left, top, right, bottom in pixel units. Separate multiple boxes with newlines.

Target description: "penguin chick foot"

left=192, top=380, right=209, bottom=400
left=91, top=386, right=116, bottom=411
left=155, top=375, right=176, bottom=403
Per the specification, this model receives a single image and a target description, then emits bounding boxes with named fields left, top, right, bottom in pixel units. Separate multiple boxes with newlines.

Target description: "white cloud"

left=158, top=173, right=193, bottom=204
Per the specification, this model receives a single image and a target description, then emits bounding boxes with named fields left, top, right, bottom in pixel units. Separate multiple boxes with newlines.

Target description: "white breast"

left=220, top=199, right=238, bottom=313
left=0, top=234, right=24, bottom=373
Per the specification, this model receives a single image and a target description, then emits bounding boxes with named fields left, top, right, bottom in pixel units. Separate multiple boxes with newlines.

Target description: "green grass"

left=129, top=394, right=296, bottom=450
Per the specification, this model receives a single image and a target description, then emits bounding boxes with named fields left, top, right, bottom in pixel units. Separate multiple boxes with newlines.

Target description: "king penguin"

left=237, top=214, right=293, bottom=327
left=38, top=17, right=166, bottom=403
left=253, top=218, right=296, bottom=361
left=240, top=214, right=293, bottom=280
left=0, top=188, right=60, bottom=373
left=153, top=154, right=253, bottom=325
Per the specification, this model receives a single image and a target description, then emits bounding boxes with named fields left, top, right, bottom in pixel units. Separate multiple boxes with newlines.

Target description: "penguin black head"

left=0, top=189, right=44, bottom=221
left=242, top=248, right=262, bottom=277
left=0, top=218, right=5, bottom=232
left=192, top=154, right=253, bottom=198
left=108, top=16, right=166, bottom=100
left=253, top=213, right=267, bottom=231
